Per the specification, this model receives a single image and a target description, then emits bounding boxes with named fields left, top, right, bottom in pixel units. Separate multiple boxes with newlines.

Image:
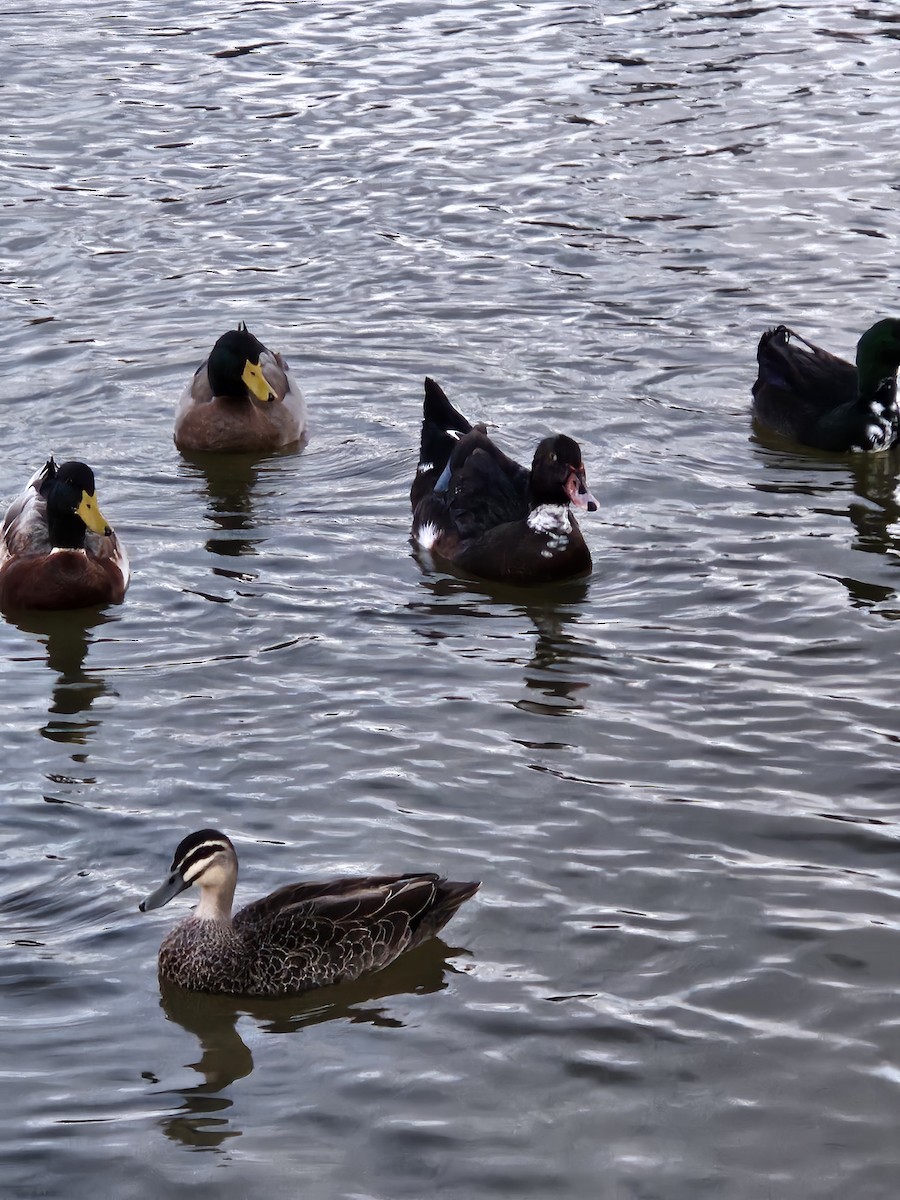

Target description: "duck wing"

left=235, top=873, right=479, bottom=990
left=1, top=462, right=52, bottom=556
left=447, top=431, right=530, bottom=542
left=755, top=326, right=856, bottom=406
left=236, top=872, right=439, bottom=921
left=259, top=349, right=296, bottom=405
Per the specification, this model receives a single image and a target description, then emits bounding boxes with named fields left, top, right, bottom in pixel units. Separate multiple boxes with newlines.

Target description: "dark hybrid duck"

left=410, top=378, right=598, bottom=585
left=175, top=323, right=307, bottom=453
left=0, top=458, right=129, bottom=611
left=752, top=319, right=900, bottom=452
left=140, top=829, right=480, bottom=997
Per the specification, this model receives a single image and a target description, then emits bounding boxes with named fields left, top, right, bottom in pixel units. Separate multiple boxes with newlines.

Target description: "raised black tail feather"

left=419, top=377, right=472, bottom=468
left=423, top=377, right=471, bottom=433
left=754, top=326, right=794, bottom=394
left=411, top=378, right=474, bottom=510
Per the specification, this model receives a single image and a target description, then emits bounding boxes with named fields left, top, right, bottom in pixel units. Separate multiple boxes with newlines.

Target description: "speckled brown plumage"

left=141, top=830, right=479, bottom=997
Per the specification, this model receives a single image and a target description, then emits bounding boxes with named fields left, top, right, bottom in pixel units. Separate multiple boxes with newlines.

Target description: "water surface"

left=2, top=3, right=900, bottom=1198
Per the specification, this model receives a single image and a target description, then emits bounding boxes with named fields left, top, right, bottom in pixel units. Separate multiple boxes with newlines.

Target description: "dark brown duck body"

left=0, top=548, right=126, bottom=610
left=141, top=830, right=479, bottom=997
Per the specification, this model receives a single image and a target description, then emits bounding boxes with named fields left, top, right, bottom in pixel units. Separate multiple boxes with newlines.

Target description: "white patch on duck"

left=416, top=521, right=440, bottom=550
left=865, top=386, right=900, bottom=449
left=528, top=504, right=570, bottom=534
left=527, top=504, right=571, bottom=554
left=417, top=461, right=434, bottom=475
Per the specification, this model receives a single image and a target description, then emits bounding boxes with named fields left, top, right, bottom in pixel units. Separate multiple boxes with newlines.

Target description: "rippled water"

left=3, top=2, right=900, bottom=1197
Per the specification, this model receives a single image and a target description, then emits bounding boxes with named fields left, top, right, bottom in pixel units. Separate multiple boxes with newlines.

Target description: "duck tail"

left=411, top=378, right=473, bottom=508
left=411, top=878, right=480, bottom=947
left=755, top=325, right=799, bottom=394
left=755, top=324, right=827, bottom=397
left=420, top=378, right=471, bottom=468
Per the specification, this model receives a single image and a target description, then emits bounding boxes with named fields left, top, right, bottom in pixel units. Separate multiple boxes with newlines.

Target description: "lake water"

left=2, top=2, right=900, bottom=1197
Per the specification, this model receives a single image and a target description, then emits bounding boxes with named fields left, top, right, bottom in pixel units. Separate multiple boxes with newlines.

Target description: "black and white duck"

left=410, top=378, right=597, bottom=585
left=752, top=319, right=900, bottom=452
left=140, top=829, right=480, bottom=997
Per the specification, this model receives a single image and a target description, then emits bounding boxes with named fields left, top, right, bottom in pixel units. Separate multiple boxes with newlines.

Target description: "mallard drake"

left=410, top=378, right=597, bottom=585
left=174, top=323, right=308, bottom=453
left=140, top=829, right=480, bottom=997
left=752, top=319, right=900, bottom=452
left=0, top=458, right=129, bottom=611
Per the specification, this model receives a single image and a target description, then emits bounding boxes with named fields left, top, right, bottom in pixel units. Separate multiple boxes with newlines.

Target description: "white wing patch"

left=416, top=521, right=440, bottom=550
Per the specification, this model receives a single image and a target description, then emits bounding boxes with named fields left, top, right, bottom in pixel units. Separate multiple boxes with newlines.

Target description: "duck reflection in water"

left=152, top=940, right=466, bottom=1151
left=844, top=452, right=900, bottom=555
left=6, top=609, right=113, bottom=745
left=410, top=574, right=592, bottom=714
left=518, top=594, right=594, bottom=716
left=180, top=450, right=266, bottom=563
left=751, top=437, right=900, bottom=610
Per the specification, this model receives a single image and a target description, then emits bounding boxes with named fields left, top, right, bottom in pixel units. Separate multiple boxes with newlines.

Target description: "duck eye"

left=548, top=452, right=557, bottom=463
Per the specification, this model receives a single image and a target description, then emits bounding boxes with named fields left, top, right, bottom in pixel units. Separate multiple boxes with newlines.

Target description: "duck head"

left=207, top=323, right=275, bottom=403
left=140, top=828, right=238, bottom=920
left=856, top=318, right=900, bottom=398
left=41, top=459, right=112, bottom=548
left=530, top=435, right=598, bottom=511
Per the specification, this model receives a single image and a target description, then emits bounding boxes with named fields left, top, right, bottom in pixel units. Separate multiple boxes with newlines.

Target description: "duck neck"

left=194, top=881, right=235, bottom=923
left=856, top=347, right=900, bottom=409
left=528, top=481, right=568, bottom=510
left=527, top=503, right=571, bottom=534
left=45, top=505, right=86, bottom=550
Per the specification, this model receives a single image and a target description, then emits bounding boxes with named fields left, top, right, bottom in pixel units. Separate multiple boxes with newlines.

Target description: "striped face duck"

left=175, top=323, right=308, bottom=453
left=140, top=828, right=479, bottom=997
left=752, top=319, right=900, bottom=452
left=0, top=457, right=129, bottom=611
left=410, top=378, right=597, bottom=585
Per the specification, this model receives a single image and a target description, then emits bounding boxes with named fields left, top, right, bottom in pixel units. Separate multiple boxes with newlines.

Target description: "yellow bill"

left=242, top=359, right=275, bottom=403
left=76, top=490, right=112, bottom=536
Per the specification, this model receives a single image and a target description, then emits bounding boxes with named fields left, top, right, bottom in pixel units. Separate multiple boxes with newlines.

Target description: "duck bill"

left=139, top=870, right=189, bottom=912
left=566, top=470, right=599, bottom=513
left=76, top=490, right=113, bottom=536
left=242, top=359, right=275, bottom=403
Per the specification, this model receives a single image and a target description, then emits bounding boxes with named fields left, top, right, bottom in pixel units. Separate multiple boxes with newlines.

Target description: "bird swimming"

left=0, top=457, right=129, bottom=611
left=410, top=378, right=597, bottom=585
left=174, top=323, right=308, bottom=453
left=140, top=828, right=480, bottom=997
left=752, top=319, right=900, bottom=452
